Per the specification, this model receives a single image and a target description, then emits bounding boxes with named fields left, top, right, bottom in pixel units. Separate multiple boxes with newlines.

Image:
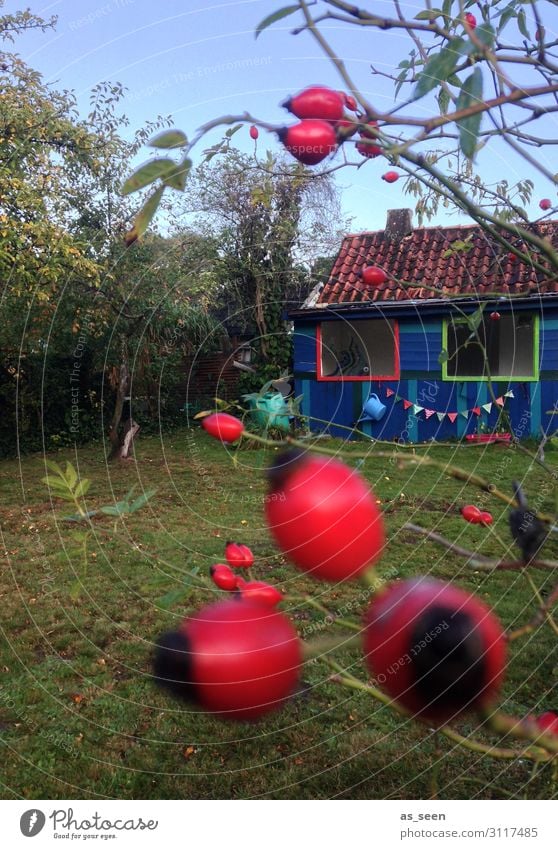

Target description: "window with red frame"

left=318, top=319, right=399, bottom=380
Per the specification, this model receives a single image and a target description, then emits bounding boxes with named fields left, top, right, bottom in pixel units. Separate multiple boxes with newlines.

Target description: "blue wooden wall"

left=293, top=309, right=558, bottom=442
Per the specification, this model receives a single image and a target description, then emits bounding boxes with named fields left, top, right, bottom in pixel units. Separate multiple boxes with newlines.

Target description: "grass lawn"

left=0, top=429, right=557, bottom=799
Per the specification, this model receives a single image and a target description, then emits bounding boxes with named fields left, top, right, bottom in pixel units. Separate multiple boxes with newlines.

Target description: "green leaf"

left=63, top=510, right=98, bottom=522
left=41, top=475, right=71, bottom=492
left=456, top=67, right=483, bottom=159
left=255, top=4, right=300, bottom=39
left=69, top=580, right=82, bottom=602
left=498, top=3, right=517, bottom=34
left=128, top=489, right=157, bottom=513
left=438, top=349, right=448, bottom=365
left=148, top=129, right=188, bottom=149
left=100, top=501, right=128, bottom=516
left=163, top=158, right=192, bottom=192
left=158, top=569, right=200, bottom=609
left=414, top=9, right=443, bottom=20
left=517, top=8, right=530, bottom=40
left=437, top=87, right=450, bottom=115
left=65, top=461, right=78, bottom=489
left=121, top=159, right=176, bottom=196
left=467, top=306, right=484, bottom=333
left=225, top=124, right=242, bottom=139
left=125, top=185, right=165, bottom=245
left=413, top=38, right=466, bottom=100
left=44, top=460, right=63, bottom=474
left=475, top=23, right=495, bottom=48
left=73, top=479, right=91, bottom=498
left=158, top=587, right=191, bottom=610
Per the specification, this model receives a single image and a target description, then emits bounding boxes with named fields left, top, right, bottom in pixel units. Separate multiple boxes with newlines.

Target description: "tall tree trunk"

left=108, top=359, right=139, bottom=460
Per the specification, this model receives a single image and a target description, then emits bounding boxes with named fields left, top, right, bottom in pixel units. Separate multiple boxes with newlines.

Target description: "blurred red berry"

left=265, top=449, right=385, bottom=582
left=225, top=541, right=254, bottom=569
left=154, top=599, right=302, bottom=720
left=536, top=711, right=558, bottom=736
left=241, top=581, right=283, bottom=607
left=210, top=563, right=237, bottom=591
left=464, top=13, right=477, bottom=29
left=201, top=412, right=244, bottom=443
left=382, top=171, right=400, bottom=183
left=479, top=511, right=493, bottom=525
left=362, top=265, right=387, bottom=286
left=249, top=125, right=259, bottom=140
left=461, top=504, right=482, bottom=523
left=363, top=578, right=507, bottom=721
left=539, top=198, right=552, bottom=211
left=490, top=312, right=501, bottom=321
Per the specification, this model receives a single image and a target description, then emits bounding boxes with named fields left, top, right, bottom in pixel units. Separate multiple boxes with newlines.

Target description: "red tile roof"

left=316, top=218, right=558, bottom=307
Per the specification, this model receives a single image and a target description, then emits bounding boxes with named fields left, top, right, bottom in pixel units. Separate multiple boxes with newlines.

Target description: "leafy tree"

left=180, top=150, right=345, bottom=385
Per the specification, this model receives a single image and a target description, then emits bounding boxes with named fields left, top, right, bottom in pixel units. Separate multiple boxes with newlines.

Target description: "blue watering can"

left=358, top=393, right=387, bottom=423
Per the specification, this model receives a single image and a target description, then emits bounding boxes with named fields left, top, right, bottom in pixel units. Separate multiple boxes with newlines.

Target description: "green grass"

left=0, top=430, right=557, bottom=799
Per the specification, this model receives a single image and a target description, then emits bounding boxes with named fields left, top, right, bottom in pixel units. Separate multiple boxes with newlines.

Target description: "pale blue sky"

left=6, top=0, right=558, bottom=233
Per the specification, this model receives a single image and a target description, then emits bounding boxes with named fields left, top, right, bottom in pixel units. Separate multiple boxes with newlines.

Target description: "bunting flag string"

left=383, top=390, right=510, bottom=423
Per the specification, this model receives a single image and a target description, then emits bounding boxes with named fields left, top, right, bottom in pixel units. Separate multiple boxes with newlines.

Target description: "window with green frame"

left=442, top=313, right=539, bottom=381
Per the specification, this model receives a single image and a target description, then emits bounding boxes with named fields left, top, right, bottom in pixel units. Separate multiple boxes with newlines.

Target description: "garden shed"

left=291, top=209, right=558, bottom=442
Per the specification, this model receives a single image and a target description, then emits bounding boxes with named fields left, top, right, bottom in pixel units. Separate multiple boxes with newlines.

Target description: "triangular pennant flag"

left=447, top=412, right=458, bottom=423
left=504, top=390, right=514, bottom=398
left=386, top=388, right=395, bottom=397
left=436, top=412, right=445, bottom=421
left=495, top=396, right=505, bottom=406
left=482, top=402, right=493, bottom=413
left=413, top=405, right=424, bottom=415
left=459, top=410, right=468, bottom=418
left=424, top=409, right=435, bottom=419
left=403, top=399, right=413, bottom=410
left=395, top=394, right=402, bottom=402
left=472, top=406, right=481, bottom=416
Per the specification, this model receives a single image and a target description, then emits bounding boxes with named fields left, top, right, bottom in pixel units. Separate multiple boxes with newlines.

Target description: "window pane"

left=320, top=319, right=396, bottom=378
left=447, top=314, right=534, bottom=379
left=499, top=314, right=534, bottom=376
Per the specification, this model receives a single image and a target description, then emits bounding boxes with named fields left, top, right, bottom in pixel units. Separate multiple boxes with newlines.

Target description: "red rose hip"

left=278, top=120, right=337, bottom=165
left=225, top=541, right=254, bottom=569
left=210, top=563, right=237, bottom=591
left=241, top=580, right=283, bottom=607
left=382, top=171, right=400, bottom=183
left=461, top=504, right=482, bottom=523
left=201, top=412, right=244, bottom=443
left=362, top=265, right=387, bottom=286
left=283, top=85, right=344, bottom=122
left=153, top=599, right=301, bottom=720
left=363, top=578, right=506, bottom=722
left=539, top=198, right=552, bottom=211
left=265, top=449, right=385, bottom=581
left=249, top=125, right=259, bottom=140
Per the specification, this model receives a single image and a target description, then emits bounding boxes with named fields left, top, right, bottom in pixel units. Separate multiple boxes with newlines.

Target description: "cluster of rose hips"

left=154, top=413, right=520, bottom=728
left=247, top=84, right=400, bottom=182
left=461, top=504, right=493, bottom=525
